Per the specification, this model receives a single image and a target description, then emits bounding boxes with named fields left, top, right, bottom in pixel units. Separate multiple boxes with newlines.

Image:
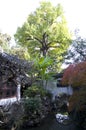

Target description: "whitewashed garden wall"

left=43, top=80, right=73, bottom=100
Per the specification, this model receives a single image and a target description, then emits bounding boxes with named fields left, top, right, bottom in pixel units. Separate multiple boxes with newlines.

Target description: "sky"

left=0, top=0, right=86, bottom=39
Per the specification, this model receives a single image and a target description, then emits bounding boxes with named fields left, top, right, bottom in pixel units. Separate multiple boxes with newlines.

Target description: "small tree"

left=33, top=56, right=53, bottom=86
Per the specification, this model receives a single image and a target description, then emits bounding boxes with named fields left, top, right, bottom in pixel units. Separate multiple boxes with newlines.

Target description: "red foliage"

left=68, top=91, right=86, bottom=112
left=68, top=92, right=78, bottom=112
left=62, top=61, right=86, bottom=88
left=62, top=64, right=75, bottom=86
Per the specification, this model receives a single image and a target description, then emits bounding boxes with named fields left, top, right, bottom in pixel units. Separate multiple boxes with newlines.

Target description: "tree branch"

left=26, top=36, right=43, bottom=44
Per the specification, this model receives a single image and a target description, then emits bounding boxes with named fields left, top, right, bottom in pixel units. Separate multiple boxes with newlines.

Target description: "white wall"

left=0, top=97, right=17, bottom=106
left=17, top=84, right=21, bottom=101
left=43, top=80, right=73, bottom=100
left=0, top=84, right=21, bottom=106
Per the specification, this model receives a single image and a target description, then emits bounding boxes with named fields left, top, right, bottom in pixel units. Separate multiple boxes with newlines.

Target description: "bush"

left=23, top=97, right=42, bottom=113
left=22, top=85, right=52, bottom=126
left=23, top=85, right=50, bottom=98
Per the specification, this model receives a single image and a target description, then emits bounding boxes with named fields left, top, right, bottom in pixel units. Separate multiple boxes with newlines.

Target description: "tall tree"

left=14, top=1, right=71, bottom=70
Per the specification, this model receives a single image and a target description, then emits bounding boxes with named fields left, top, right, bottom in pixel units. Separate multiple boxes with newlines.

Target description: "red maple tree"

left=62, top=61, right=86, bottom=88
left=62, top=62, right=86, bottom=127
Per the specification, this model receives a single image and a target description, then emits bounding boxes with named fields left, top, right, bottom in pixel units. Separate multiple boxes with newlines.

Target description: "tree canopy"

left=10, top=46, right=30, bottom=60
left=14, top=1, right=71, bottom=71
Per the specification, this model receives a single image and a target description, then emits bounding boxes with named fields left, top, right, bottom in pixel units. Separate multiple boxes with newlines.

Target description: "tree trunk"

left=41, top=32, right=49, bottom=57
left=42, top=47, right=47, bottom=57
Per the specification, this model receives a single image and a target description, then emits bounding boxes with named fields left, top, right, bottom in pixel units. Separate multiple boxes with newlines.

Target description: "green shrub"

left=23, top=97, right=42, bottom=114
left=23, top=85, right=49, bottom=98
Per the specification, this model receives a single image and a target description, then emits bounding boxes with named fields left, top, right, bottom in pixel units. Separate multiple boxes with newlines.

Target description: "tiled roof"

left=0, top=52, right=32, bottom=85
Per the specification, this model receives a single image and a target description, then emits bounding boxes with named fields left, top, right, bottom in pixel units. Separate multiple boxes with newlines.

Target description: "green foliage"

left=9, top=46, right=30, bottom=60
left=34, top=56, right=53, bottom=69
left=0, top=32, right=30, bottom=61
left=23, top=85, right=52, bottom=123
left=33, top=56, right=53, bottom=80
left=0, top=32, right=11, bottom=52
left=24, top=97, right=42, bottom=113
left=14, top=1, right=72, bottom=70
left=24, top=85, right=49, bottom=98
